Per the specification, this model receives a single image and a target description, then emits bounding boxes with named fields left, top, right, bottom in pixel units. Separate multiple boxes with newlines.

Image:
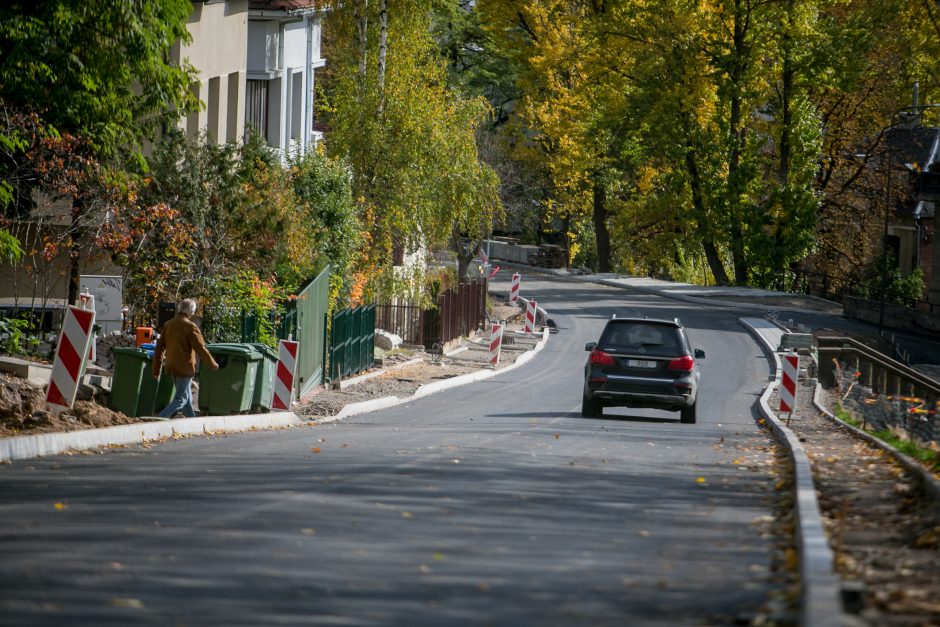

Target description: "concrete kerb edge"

left=320, top=326, right=552, bottom=419
left=0, top=412, right=306, bottom=462
left=812, top=384, right=940, bottom=503
left=739, top=318, right=845, bottom=627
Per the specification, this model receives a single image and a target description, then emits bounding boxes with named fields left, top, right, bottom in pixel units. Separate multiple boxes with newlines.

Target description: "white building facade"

left=175, top=0, right=326, bottom=158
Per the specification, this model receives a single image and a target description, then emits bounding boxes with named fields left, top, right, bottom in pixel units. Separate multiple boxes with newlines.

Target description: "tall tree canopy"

left=0, top=0, right=198, bottom=162
left=320, top=0, right=501, bottom=288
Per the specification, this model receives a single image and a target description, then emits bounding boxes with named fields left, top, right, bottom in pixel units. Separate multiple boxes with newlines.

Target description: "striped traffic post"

left=780, top=352, right=798, bottom=417
left=524, top=299, right=537, bottom=333
left=46, top=305, right=96, bottom=411
left=488, top=323, right=504, bottom=366
left=509, top=273, right=520, bottom=303
left=271, top=339, right=299, bottom=411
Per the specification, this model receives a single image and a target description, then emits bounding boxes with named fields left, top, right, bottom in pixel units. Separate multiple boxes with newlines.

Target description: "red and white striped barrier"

left=488, top=323, right=504, bottom=366
left=779, top=353, right=798, bottom=413
left=46, top=305, right=96, bottom=411
left=509, top=273, right=520, bottom=302
left=524, top=299, right=537, bottom=333
left=271, top=339, right=299, bottom=411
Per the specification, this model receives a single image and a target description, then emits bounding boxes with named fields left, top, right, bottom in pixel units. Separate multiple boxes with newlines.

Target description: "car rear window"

left=599, top=323, right=682, bottom=353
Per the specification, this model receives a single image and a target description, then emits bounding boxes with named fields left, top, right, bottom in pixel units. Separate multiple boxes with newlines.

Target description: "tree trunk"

left=377, top=0, right=387, bottom=117
left=686, top=139, right=730, bottom=285
left=727, top=0, right=749, bottom=285
left=67, top=196, right=82, bottom=306
left=356, top=0, right=369, bottom=82
left=452, top=229, right=478, bottom=282
left=592, top=175, right=611, bottom=272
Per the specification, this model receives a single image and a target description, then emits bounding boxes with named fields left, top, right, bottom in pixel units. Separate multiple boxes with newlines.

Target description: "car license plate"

left=627, top=359, right=657, bottom=368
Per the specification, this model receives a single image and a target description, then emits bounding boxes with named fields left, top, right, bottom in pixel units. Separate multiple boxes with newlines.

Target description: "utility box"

left=778, top=333, right=814, bottom=352
left=157, top=302, right=177, bottom=331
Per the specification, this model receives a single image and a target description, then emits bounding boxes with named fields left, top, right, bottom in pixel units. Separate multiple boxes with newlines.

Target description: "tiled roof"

left=249, top=0, right=319, bottom=10
left=883, top=126, right=940, bottom=168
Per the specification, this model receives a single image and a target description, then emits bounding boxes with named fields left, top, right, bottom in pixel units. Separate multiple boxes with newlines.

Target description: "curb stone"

left=315, top=327, right=551, bottom=423
left=740, top=317, right=846, bottom=627
left=1, top=329, right=552, bottom=458
left=0, top=412, right=306, bottom=462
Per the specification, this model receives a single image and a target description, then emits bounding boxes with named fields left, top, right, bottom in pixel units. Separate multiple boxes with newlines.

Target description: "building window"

left=246, top=79, right=268, bottom=139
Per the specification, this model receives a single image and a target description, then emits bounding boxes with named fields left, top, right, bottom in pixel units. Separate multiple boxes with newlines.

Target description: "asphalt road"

left=0, top=274, right=788, bottom=626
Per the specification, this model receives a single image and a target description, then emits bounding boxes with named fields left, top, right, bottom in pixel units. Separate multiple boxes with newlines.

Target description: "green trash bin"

left=199, top=344, right=262, bottom=415
left=247, top=343, right=278, bottom=411
left=110, top=347, right=175, bottom=417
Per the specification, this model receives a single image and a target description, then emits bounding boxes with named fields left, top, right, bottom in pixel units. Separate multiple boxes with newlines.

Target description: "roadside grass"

left=833, top=403, right=940, bottom=474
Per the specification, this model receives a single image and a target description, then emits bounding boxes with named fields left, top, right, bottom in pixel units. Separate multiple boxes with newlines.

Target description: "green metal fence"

left=296, top=266, right=331, bottom=397
left=327, top=304, right=376, bottom=382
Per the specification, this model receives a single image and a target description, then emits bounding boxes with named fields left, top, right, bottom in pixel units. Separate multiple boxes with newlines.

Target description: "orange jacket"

left=152, top=314, right=218, bottom=378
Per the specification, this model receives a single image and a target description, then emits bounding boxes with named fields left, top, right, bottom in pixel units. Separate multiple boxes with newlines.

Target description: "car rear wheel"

left=582, top=394, right=602, bottom=418
left=680, top=403, right=697, bottom=424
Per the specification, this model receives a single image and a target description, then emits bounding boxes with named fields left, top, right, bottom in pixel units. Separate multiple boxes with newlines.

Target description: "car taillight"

left=590, top=349, right=615, bottom=366
left=668, top=354, right=695, bottom=371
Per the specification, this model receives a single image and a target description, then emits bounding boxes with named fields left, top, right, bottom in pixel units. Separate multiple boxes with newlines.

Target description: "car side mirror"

left=585, top=342, right=597, bottom=351
left=694, top=349, right=705, bottom=359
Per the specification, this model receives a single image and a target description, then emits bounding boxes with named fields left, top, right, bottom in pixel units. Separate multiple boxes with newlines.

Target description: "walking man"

left=152, top=298, right=219, bottom=418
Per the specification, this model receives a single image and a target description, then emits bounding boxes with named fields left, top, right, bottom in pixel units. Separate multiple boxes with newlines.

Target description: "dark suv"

left=582, top=316, right=704, bottom=423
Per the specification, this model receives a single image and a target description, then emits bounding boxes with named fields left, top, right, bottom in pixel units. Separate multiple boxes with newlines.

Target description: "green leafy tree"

left=321, top=0, right=501, bottom=286
left=0, top=0, right=198, bottom=162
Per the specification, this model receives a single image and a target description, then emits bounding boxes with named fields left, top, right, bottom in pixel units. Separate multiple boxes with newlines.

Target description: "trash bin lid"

left=113, top=346, right=148, bottom=355
left=112, top=347, right=151, bottom=360
left=248, top=343, right=279, bottom=360
left=206, top=343, right=263, bottom=360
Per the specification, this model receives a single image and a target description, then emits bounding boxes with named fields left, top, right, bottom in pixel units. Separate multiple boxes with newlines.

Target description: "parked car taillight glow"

left=590, top=349, right=615, bottom=366
left=667, top=354, right=695, bottom=371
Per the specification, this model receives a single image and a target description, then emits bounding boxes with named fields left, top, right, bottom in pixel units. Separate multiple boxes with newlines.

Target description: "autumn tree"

left=321, top=0, right=501, bottom=287
left=0, top=0, right=199, bottom=303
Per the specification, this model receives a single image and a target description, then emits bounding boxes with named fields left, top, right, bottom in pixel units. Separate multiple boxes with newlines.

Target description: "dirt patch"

left=781, top=362, right=940, bottom=624
left=0, top=373, right=139, bottom=438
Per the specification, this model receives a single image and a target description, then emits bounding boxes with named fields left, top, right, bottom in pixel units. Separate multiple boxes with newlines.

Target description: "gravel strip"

left=780, top=361, right=940, bottom=625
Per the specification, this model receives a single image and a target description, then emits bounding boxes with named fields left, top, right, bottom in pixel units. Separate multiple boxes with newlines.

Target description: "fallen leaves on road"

left=53, top=502, right=67, bottom=510
left=311, top=447, right=321, bottom=454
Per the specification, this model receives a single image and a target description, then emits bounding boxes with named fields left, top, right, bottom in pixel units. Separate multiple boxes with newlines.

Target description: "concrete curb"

left=739, top=318, right=845, bottom=627
left=0, top=412, right=305, bottom=462
left=812, top=384, right=940, bottom=503
left=320, top=327, right=551, bottom=420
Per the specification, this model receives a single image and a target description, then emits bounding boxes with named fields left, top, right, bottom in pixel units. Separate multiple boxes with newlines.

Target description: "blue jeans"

left=159, top=376, right=195, bottom=418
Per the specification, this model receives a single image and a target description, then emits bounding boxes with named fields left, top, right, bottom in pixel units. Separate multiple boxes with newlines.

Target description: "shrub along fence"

left=205, top=266, right=330, bottom=399
left=374, top=280, right=487, bottom=349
